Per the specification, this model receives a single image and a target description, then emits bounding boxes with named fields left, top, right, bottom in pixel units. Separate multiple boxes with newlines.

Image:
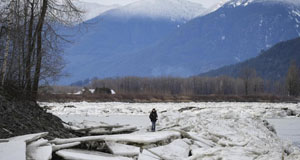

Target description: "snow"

left=138, top=149, right=160, bottom=160
left=89, top=126, right=137, bottom=135
left=0, top=141, right=26, bottom=160
left=27, top=138, right=49, bottom=149
left=189, top=147, right=258, bottom=160
left=108, top=0, right=206, bottom=21
left=27, top=146, right=52, bottom=160
left=111, top=89, right=116, bottom=94
left=51, top=131, right=181, bottom=145
left=106, top=141, right=140, bottom=156
left=229, top=0, right=254, bottom=7
left=234, top=56, right=241, bottom=62
left=89, top=89, right=95, bottom=93
left=228, top=0, right=300, bottom=8
left=75, top=1, right=119, bottom=20
left=69, top=89, right=115, bottom=95
left=292, top=10, right=300, bottom=17
left=149, top=139, right=190, bottom=159
left=56, top=149, right=132, bottom=160
left=40, top=102, right=300, bottom=159
left=268, top=118, right=300, bottom=147
left=73, top=91, right=82, bottom=95
left=8, top=132, right=48, bottom=143
left=52, top=142, right=81, bottom=152
left=61, top=115, right=149, bottom=131
left=39, top=102, right=300, bottom=119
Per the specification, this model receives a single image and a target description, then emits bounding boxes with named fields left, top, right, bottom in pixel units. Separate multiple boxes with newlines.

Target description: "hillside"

left=0, top=87, right=73, bottom=139
left=202, top=37, right=300, bottom=80
left=61, top=0, right=205, bottom=84
left=111, top=0, right=300, bottom=77
left=61, top=0, right=300, bottom=84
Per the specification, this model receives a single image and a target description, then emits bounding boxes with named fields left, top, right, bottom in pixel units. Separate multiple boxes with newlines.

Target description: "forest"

left=41, top=62, right=300, bottom=102
left=89, top=63, right=300, bottom=97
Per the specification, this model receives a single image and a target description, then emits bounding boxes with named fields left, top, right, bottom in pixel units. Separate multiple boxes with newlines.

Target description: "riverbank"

left=0, top=96, right=73, bottom=139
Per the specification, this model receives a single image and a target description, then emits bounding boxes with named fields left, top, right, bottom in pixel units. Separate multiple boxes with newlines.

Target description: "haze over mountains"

left=202, top=37, right=300, bottom=80
left=61, top=0, right=300, bottom=84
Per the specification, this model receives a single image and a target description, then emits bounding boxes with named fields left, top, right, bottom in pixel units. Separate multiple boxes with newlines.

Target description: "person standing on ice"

left=149, top=108, right=158, bottom=132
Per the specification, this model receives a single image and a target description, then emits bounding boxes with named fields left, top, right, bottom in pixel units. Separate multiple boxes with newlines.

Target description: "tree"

left=286, top=62, right=300, bottom=96
left=239, top=67, right=257, bottom=95
left=0, top=0, right=83, bottom=100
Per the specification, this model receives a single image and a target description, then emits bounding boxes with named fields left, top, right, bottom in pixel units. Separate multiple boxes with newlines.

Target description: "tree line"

left=86, top=63, right=300, bottom=97
left=0, top=0, right=82, bottom=100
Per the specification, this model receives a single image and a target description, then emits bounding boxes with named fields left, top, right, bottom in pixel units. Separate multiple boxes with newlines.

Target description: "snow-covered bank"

left=39, top=102, right=300, bottom=159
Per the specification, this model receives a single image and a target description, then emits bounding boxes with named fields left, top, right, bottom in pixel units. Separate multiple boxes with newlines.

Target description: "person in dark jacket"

left=149, top=108, right=158, bottom=132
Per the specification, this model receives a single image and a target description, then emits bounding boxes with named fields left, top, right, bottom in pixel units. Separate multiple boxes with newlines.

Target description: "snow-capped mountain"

left=61, top=0, right=300, bottom=84
left=76, top=0, right=205, bottom=21
left=60, top=0, right=207, bottom=84
left=74, top=1, right=120, bottom=20
left=122, top=0, right=300, bottom=76
left=107, top=0, right=206, bottom=21
left=228, top=0, right=300, bottom=7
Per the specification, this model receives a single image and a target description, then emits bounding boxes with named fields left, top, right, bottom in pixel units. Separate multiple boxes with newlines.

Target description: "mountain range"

left=202, top=37, right=300, bottom=80
left=61, top=0, right=300, bottom=84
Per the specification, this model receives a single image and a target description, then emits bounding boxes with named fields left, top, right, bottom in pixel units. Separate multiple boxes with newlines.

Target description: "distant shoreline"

left=38, top=93, right=300, bottom=103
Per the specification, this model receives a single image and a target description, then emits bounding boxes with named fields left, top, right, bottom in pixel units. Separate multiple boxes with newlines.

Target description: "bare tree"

left=0, top=0, right=83, bottom=100
left=286, top=61, right=300, bottom=96
left=239, top=67, right=257, bottom=95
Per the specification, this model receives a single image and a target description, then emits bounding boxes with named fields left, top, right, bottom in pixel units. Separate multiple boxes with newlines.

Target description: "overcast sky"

left=79, top=0, right=224, bottom=8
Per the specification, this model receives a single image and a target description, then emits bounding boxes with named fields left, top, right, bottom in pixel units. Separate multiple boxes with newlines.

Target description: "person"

left=149, top=108, right=158, bottom=132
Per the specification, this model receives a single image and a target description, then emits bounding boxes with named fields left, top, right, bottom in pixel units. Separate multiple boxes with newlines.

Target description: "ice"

left=26, top=138, right=52, bottom=160
left=40, top=101, right=300, bottom=159
left=56, top=149, right=132, bottom=160
left=52, top=142, right=81, bottom=151
left=27, top=146, right=52, bottom=160
left=89, top=126, right=138, bottom=135
left=52, top=131, right=181, bottom=145
left=189, top=147, right=258, bottom=160
left=149, top=139, right=190, bottom=159
left=106, top=141, right=140, bottom=156
left=0, top=141, right=26, bottom=160
left=8, top=132, right=48, bottom=143
left=268, top=118, right=300, bottom=147
left=138, top=149, right=160, bottom=160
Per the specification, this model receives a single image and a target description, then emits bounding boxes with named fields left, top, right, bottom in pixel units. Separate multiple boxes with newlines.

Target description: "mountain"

left=74, top=1, right=120, bottom=21
left=107, top=0, right=205, bottom=21
left=201, top=37, right=300, bottom=80
left=62, top=0, right=300, bottom=84
left=61, top=0, right=205, bottom=84
left=106, top=0, right=300, bottom=77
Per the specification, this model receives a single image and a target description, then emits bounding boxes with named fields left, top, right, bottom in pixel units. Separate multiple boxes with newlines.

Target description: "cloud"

left=79, top=0, right=223, bottom=8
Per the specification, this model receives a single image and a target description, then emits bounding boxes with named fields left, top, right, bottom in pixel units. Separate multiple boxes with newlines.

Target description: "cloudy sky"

left=79, top=0, right=224, bottom=8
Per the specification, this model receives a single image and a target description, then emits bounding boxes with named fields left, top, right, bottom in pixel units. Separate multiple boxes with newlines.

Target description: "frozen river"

left=268, top=118, right=300, bottom=148
left=40, top=102, right=300, bottom=159
left=60, top=114, right=151, bottom=131
left=60, top=114, right=300, bottom=148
